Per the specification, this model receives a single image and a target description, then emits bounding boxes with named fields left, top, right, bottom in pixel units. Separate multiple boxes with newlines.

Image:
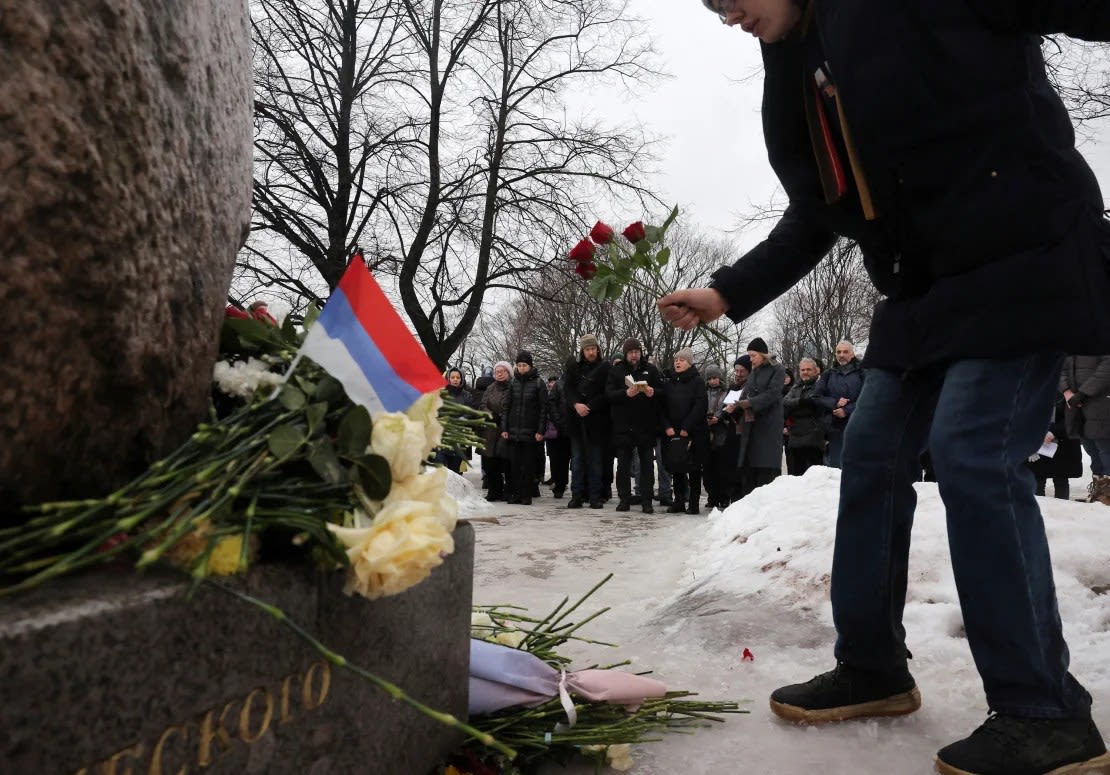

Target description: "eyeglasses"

left=701, top=0, right=738, bottom=24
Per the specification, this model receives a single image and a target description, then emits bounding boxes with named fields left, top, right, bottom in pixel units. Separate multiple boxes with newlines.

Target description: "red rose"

left=622, top=221, right=646, bottom=243
left=589, top=221, right=615, bottom=244
left=574, top=261, right=598, bottom=280
left=225, top=304, right=250, bottom=320
left=568, top=238, right=596, bottom=264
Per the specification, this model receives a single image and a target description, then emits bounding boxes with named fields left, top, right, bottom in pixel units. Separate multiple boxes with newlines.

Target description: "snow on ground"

left=467, top=467, right=1110, bottom=775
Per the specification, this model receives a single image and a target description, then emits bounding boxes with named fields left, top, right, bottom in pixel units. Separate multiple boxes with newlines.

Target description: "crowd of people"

left=440, top=343, right=1110, bottom=514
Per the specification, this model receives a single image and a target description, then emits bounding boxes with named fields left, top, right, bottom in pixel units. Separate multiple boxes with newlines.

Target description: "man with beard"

left=562, top=335, right=610, bottom=509
left=606, top=338, right=662, bottom=514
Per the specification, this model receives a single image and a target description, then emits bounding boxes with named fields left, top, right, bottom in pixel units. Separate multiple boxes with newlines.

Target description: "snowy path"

left=460, top=468, right=1110, bottom=775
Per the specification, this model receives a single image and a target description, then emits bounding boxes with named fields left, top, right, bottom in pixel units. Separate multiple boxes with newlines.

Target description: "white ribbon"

left=558, top=669, right=578, bottom=727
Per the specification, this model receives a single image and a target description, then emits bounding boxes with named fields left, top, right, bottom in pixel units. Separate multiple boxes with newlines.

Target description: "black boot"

left=936, top=714, right=1110, bottom=775
left=615, top=498, right=631, bottom=512
left=641, top=500, right=654, bottom=514
left=686, top=498, right=700, bottom=515
left=769, top=663, right=920, bottom=723
left=566, top=495, right=584, bottom=509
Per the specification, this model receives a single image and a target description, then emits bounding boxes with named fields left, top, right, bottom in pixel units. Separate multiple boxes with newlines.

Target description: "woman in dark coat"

left=734, top=338, right=785, bottom=496
left=1026, top=395, right=1083, bottom=500
left=479, top=362, right=512, bottom=501
left=499, top=351, right=547, bottom=506
left=661, top=349, right=708, bottom=514
left=783, top=357, right=826, bottom=476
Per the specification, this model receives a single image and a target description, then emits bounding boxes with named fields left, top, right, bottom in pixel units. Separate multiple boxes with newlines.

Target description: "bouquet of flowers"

left=567, top=207, right=728, bottom=347
left=444, top=576, right=746, bottom=774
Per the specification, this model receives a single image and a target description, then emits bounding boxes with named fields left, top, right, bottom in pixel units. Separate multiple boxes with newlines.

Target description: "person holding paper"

left=606, top=338, right=662, bottom=514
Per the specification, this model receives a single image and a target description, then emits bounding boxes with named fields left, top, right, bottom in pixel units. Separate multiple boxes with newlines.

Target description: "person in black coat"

left=499, top=351, right=546, bottom=506
left=1025, top=395, right=1083, bottom=500
left=661, top=348, right=708, bottom=514
left=659, top=2, right=1110, bottom=769
left=606, top=338, right=662, bottom=513
left=814, top=341, right=865, bottom=468
left=562, top=334, right=611, bottom=509
left=784, top=357, right=826, bottom=476
left=545, top=375, right=571, bottom=498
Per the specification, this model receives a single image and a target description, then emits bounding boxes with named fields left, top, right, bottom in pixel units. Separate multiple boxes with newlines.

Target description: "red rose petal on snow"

left=741, top=648, right=754, bottom=661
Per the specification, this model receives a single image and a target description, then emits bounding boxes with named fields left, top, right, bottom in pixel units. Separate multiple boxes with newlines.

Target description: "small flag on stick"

left=296, top=256, right=444, bottom=415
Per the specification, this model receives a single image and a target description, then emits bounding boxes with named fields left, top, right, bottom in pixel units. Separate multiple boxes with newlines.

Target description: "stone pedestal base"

left=0, top=524, right=474, bottom=775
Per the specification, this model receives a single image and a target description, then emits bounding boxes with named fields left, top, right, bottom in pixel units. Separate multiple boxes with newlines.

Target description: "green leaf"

left=294, top=375, right=317, bottom=396
left=279, top=385, right=306, bottom=411
left=606, top=280, right=624, bottom=300
left=594, top=263, right=613, bottom=278
left=634, top=239, right=651, bottom=255
left=267, top=424, right=304, bottom=459
left=337, top=405, right=372, bottom=457
left=351, top=455, right=392, bottom=500
left=304, top=301, right=322, bottom=329
left=305, top=401, right=328, bottom=433
left=586, top=276, right=608, bottom=301
left=643, top=225, right=662, bottom=244
left=656, top=247, right=672, bottom=267
left=661, top=204, right=680, bottom=232
left=315, top=375, right=346, bottom=407
left=308, top=439, right=344, bottom=484
left=224, top=317, right=281, bottom=348
left=280, top=313, right=298, bottom=343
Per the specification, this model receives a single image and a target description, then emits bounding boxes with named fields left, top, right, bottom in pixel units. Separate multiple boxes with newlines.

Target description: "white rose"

left=405, top=391, right=444, bottom=458
left=494, top=630, right=526, bottom=648
left=470, top=612, right=495, bottom=628
left=607, top=744, right=634, bottom=771
left=385, top=467, right=457, bottom=531
left=370, top=412, right=428, bottom=481
left=328, top=499, right=454, bottom=599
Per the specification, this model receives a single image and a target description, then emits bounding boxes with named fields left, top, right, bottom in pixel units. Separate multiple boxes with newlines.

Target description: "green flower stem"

left=205, top=581, right=517, bottom=760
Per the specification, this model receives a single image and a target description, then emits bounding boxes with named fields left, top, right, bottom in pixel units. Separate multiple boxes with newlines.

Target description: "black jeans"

left=616, top=443, right=654, bottom=502
left=546, top=437, right=571, bottom=492
left=508, top=439, right=539, bottom=500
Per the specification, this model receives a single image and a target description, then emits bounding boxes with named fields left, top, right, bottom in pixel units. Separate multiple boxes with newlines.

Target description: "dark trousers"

left=1034, top=475, right=1070, bottom=500
left=546, top=437, right=571, bottom=492
left=616, top=443, right=654, bottom=502
left=704, top=447, right=728, bottom=505
left=672, top=468, right=702, bottom=506
left=832, top=353, right=1090, bottom=716
left=790, top=447, right=824, bottom=476
left=569, top=429, right=606, bottom=500
left=508, top=440, right=539, bottom=501
left=485, top=457, right=508, bottom=499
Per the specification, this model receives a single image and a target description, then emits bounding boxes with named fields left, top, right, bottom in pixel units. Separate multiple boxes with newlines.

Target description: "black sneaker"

left=566, top=496, right=584, bottom=509
left=615, top=499, right=631, bottom=512
left=769, top=663, right=920, bottom=723
left=936, top=714, right=1110, bottom=775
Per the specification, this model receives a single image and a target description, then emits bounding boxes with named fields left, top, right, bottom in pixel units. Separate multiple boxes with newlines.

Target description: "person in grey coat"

left=734, top=338, right=785, bottom=496
left=1060, top=354, right=1110, bottom=503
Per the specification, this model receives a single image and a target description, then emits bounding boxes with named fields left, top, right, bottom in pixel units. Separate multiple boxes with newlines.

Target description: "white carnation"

left=213, top=358, right=284, bottom=398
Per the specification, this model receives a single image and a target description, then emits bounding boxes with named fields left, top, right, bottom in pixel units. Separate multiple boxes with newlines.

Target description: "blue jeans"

left=831, top=353, right=1091, bottom=718
left=569, top=428, right=605, bottom=500
left=1082, top=437, right=1110, bottom=477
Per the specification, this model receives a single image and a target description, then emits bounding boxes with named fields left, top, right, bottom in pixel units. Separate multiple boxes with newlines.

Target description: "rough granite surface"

left=0, top=0, right=253, bottom=507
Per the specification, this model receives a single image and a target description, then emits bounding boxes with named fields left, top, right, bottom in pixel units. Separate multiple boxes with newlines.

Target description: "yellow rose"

left=385, top=466, right=457, bottom=531
left=607, top=744, right=634, bottom=771
left=405, top=391, right=444, bottom=458
left=370, top=412, right=428, bottom=481
left=328, top=499, right=454, bottom=599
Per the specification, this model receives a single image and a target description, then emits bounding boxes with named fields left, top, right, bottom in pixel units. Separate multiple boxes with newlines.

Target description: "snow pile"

left=444, top=468, right=491, bottom=518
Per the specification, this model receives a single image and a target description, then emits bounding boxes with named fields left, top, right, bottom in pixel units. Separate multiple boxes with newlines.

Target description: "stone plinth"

left=0, top=524, right=474, bottom=775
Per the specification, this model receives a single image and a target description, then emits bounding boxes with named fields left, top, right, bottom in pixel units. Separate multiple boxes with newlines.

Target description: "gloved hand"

left=1067, top=392, right=1087, bottom=409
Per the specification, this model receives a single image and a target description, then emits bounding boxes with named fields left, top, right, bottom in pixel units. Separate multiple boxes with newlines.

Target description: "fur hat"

left=515, top=350, right=534, bottom=366
left=733, top=354, right=752, bottom=371
left=746, top=337, right=769, bottom=354
left=578, top=333, right=600, bottom=350
left=622, top=338, right=643, bottom=355
left=705, top=365, right=724, bottom=381
left=494, top=360, right=513, bottom=375
left=673, top=347, right=695, bottom=365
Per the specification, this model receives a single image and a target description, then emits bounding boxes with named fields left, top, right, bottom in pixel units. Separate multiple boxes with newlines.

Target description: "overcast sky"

left=599, top=0, right=1110, bottom=256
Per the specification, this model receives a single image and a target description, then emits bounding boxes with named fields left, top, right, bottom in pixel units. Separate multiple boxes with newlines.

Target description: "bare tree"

left=1043, top=37, right=1110, bottom=134
left=772, top=238, right=881, bottom=369
left=390, top=0, right=661, bottom=369
left=244, top=0, right=418, bottom=305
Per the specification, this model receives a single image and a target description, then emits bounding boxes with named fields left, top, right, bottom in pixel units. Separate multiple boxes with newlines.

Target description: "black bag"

left=662, top=436, right=693, bottom=474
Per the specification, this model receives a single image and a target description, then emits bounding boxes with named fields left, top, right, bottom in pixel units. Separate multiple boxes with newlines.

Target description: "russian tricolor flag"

left=297, top=257, right=444, bottom=415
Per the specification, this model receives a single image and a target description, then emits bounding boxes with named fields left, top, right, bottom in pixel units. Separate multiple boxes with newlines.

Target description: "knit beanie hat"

left=673, top=347, right=695, bottom=365
left=705, top=365, right=723, bottom=381
left=515, top=350, right=534, bottom=366
left=734, top=354, right=752, bottom=371
left=622, top=338, right=642, bottom=355
left=578, top=333, right=600, bottom=350
left=494, top=360, right=513, bottom=375
left=746, top=337, right=769, bottom=354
